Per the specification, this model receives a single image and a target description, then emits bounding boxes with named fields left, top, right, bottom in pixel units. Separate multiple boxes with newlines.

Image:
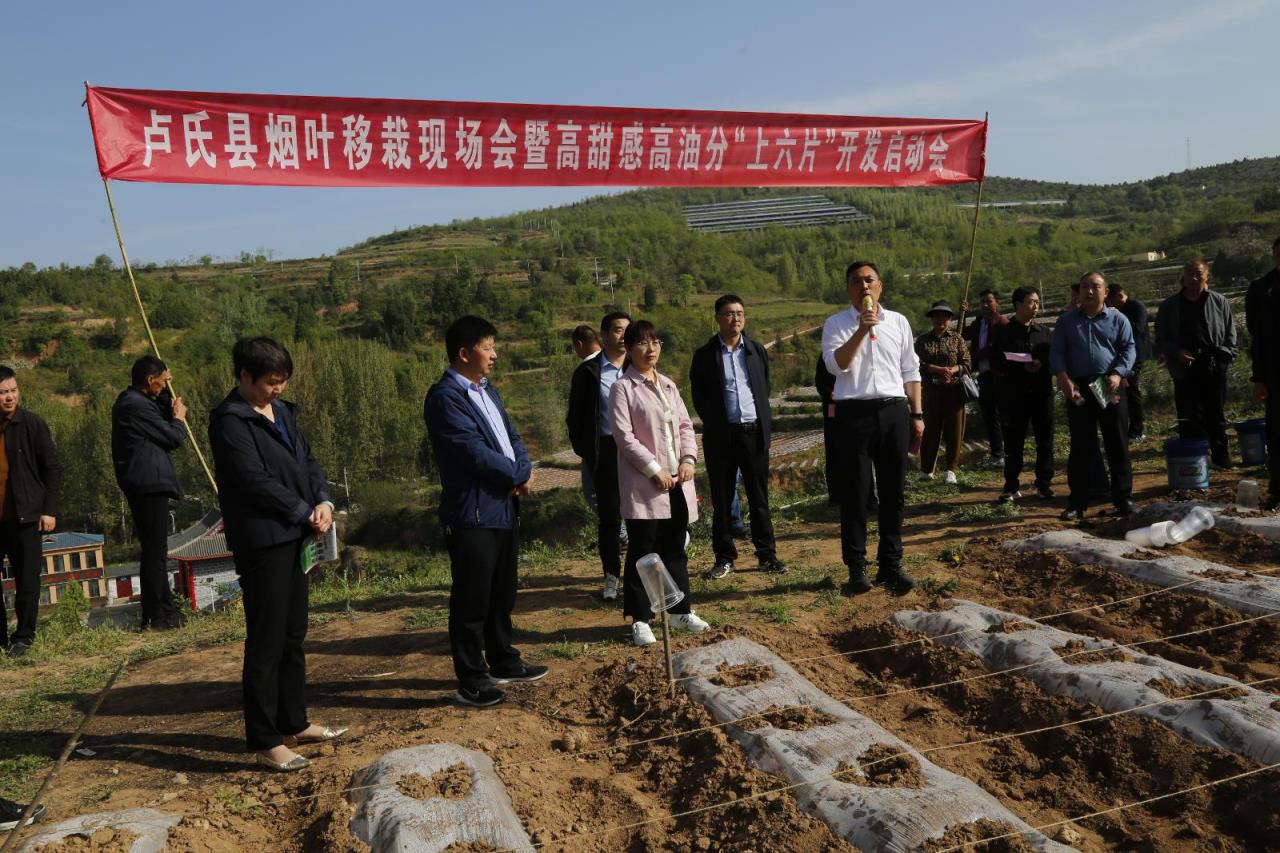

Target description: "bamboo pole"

left=958, top=113, right=990, bottom=326
left=101, top=178, right=218, bottom=494
left=0, top=660, right=127, bottom=853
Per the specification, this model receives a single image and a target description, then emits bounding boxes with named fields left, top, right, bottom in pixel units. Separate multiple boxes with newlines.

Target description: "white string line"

left=934, top=762, right=1280, bottom=853
left=489, top=605, right=1280, bottom=774
left=48, top=676, right=1280, bottom=848
left=690, top=556, right=1280, bottom=683
left=260, top=613, right=1280, bottom=813
left=493, top=675, right=1280, bottom=853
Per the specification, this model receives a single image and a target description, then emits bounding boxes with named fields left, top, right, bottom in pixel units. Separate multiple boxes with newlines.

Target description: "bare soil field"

left=4, top=463, right=1279, bottom=852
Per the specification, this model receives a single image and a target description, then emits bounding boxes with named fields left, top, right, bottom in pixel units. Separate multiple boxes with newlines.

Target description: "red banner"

left=86, top=85, right=986, bottom=189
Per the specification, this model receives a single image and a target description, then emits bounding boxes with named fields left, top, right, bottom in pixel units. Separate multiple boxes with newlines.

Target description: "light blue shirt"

left=1049, top=306, right=1136, bottom=379
left=448, top=369, right=515, bottom=462
left=719, top=337, right=758, bottom=424
left=598, top=354, right=625, bottom=436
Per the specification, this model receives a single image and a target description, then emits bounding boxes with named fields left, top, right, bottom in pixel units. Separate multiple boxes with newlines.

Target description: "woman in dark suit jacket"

left=208, top=337, right=345, bottom=772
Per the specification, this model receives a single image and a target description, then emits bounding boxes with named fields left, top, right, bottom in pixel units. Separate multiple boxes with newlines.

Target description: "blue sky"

left=2, top=0, right=1275, bottom=268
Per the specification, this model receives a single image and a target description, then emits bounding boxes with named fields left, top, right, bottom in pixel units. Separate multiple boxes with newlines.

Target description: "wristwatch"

left=910, top=412, right=925, bottom=421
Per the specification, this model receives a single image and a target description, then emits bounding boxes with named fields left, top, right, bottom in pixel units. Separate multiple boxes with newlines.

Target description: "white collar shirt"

left=821, top=305, right=922, bottom=400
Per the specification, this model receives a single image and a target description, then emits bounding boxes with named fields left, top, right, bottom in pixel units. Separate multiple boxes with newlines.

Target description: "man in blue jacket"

left=112, top=355, right=189, bottom=630
left=425, top=316, right=547, bottom=707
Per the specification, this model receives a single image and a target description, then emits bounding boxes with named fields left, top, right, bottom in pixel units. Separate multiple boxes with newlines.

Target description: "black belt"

left=729, top=422, right=760, bottom=432
left=834, top=397, right=905, bottom=410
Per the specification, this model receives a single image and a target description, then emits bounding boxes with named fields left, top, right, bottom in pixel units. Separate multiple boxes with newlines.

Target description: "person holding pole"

left=822, top=262, right=923, bottom=596
left=609, top=320, right=709, bottom=647
left=426, top=317, right=547, bottom=708
left=209, top=338, right=346, bottom=771
left=111, top=355, right=188, bottom=631
left=1051, top=272, right=1137, bottom=521
left=566, top=312, right=630, bottom=601
left=0, top=366, right=60, bottom=658
left=993, top=286, right=1055, bottom=502
left=690, top=294, right=784, bottom=579
left=914, top=300, right=970, bottom=485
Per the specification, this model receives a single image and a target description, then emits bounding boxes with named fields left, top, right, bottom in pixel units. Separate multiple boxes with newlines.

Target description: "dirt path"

left=9, top=465, right=1279, bottom=851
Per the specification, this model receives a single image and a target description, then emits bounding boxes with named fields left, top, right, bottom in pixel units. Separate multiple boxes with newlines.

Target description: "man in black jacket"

left=112, top=356, right=189, bottom=630
left=566, top=312, right=630, bottom=601
left=1246, top=237, right=1280, bottom=506
left=993, top=286, right=1055, bottom=502
left=1107, top=284, right=1151, bottom=442
left=0, top=366, right=61, bottom=657
left=690, top=294, right=783, bottom=578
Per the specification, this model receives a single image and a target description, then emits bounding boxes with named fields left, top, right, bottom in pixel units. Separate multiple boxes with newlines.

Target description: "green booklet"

left=300, top=524, right=339, bottom=574
left=1086, top=377, right=1111, bottom=407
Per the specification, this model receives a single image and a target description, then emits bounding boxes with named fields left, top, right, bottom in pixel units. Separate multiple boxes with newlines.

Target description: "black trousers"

left=623, top=490, right=693, bottom=624
left=834, top=399, right=908, bottom=575
left=235, top=538, right=310, bottom=751
left=126, top=492, right=181, bottom=629
left=706, top=424, right=775, bottom=564
left=1126, top=363, right=1146, bottom=438
left=920, top=382, right=966, bottom=474
left=446, top=526, right=522, bottom=691
left=1173, top=365, right=1230, bottom=464
left=594, top=436, right=623, bottom=580
left=1000, top=391, right=1054, bottom=493
left=1066, top=381, right=1132, bottom=511
left=0, top=520, right=40, bottom=646
left=976, top=372, right=1004, bottom=457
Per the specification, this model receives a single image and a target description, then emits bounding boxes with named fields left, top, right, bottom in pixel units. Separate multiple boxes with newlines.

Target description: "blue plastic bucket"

left=1165, top=437, right=1210, bottom=490
left=1237, top=418, right=1267, bottom=467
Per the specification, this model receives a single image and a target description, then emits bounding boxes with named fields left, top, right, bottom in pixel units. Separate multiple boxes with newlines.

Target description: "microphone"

left=862, top=295, right=877, bottom=341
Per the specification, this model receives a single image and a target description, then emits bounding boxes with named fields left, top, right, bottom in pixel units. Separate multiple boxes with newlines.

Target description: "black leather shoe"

left=841, top=568, right=873, bottom=596
left=455, top=684, right=505, bottom=707
left=1114, top=499, right=1136, bottom=517
left=706, top=560, right=735, bottom=580
left=1036, top=486, right=1055, bottom=500
left=874, top=569, right=916, bottom=595
left=1059, top=507, right=1084, bottom=522
left=5, top=641, right=30, bottom=659
left=489, top=664, right=549, bottom=684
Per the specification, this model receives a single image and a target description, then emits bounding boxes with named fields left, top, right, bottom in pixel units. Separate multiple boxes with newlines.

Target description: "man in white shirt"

left=822, top=262, right=924, bottom=595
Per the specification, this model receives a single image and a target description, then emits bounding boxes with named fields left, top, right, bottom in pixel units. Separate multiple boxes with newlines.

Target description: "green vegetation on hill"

left=1, top=156, right=1278, bottom=544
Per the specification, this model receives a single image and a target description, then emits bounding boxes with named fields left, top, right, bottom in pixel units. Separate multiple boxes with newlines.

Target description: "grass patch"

left=532, top=638, right=613, bottom=661
left=0, top=754, right=46, bottom=801
left=937, top=543, right=966, bottom=566
left=942, top=502, right=1019, bottom=523
left=404, top=607, right=449, bottom=630
left=918, top=576, right=960, bottom=597
left=214, top=786, right=261, bottom=817
left=751, top=601, right=796, bottom=625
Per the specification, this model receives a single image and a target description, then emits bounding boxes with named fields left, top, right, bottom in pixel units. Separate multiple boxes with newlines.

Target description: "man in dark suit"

left=566, top=312, right=630, bottom=601
left=0, top=365, right=61, bottom=658
left=1107, top=284, right=1151, bottom=442
left=960, top=289, right=1009, bottom=465
left=111, top=355, right=189, bottom=631
left=690, top=294, right=783, bottom=579
left=426, top=316, right=547, bottom=708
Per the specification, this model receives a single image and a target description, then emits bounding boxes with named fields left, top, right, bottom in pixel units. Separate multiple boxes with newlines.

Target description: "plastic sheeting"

left=348, top=744, right=533, bottom=853
left=673, top=638, right=1075, bottom=853
left=19, top=808, right=179, bottom=853
left=894, top=600, right=1280, bottom=764
left=1007, top=528, right=1280, bottom=617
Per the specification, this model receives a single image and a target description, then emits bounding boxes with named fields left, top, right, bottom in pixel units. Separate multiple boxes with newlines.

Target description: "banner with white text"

left=86, top=85, right=986, bottom=189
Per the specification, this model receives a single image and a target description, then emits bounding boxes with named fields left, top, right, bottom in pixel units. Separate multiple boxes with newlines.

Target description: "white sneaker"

left=672, top=611, right=710, bottom=633
left=602, top=574, right=621, bottom=601
left=943, top=470, right=958, bottom=485
left=632, top=621, right=657, bottom=647
left=917, top=472, right=934, bottom=482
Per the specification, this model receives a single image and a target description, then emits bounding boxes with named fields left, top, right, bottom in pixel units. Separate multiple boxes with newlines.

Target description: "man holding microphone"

left=822, top=262, right=923, bottom=596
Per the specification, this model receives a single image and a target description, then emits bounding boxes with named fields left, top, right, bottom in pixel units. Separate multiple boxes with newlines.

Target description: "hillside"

left=0, top=155, right=1277, bottom=539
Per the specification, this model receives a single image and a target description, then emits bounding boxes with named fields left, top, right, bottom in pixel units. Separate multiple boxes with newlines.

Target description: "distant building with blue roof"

left=1, top=530, right=109, bottom=609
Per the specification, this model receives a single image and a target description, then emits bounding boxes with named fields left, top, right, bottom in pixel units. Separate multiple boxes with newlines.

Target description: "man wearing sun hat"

left=914, top=300, right=971, bottom=486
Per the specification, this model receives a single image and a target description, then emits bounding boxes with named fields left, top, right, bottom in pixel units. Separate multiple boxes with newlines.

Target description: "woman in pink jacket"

left=609, top=320, right=710, bottom=647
